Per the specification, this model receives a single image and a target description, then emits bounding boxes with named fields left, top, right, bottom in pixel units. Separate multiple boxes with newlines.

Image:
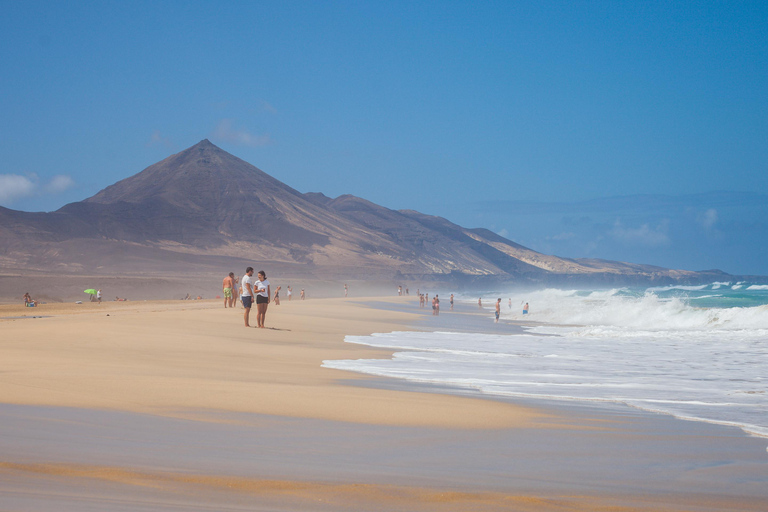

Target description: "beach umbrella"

left=84, top=289, right=97, bottom=295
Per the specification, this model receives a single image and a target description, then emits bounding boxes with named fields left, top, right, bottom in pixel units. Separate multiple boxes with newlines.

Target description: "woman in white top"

left=254, top=270, right=271, bottom=328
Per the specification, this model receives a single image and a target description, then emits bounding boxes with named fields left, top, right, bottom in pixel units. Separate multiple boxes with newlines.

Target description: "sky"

left=2, top=1, right=767, bottom=275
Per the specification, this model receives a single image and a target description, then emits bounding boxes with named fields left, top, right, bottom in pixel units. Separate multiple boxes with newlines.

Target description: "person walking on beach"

left=523, top=302, right=529, bottom=315
left=344, top=284, right=348, bottom=297
left=241, top=267, right=255, bottom=327
left=287, top=286, right=292, bottom=301
left=254, top=271, right=271, bottom=328
left=478, top=297, right=482, bottom=309
left=450, top=294, right=454, bottom=311
left=434, top=295, right=440, bottom=315
left=232, top=275, right=239, bottom=308
left=495, top=298, right=501, bottom=323
left=222, top=272, right=234, bottom=308
left=300, top=289, right=305, bottom=300
left=97, top=289, right=102, bottom=304
left=273, top=285, right=281, bottom=305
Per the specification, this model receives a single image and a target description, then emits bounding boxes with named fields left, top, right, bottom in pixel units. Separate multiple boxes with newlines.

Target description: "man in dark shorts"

left=241, top=267, right=255, bottom=327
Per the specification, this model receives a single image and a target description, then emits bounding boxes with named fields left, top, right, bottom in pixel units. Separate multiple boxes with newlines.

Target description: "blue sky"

left=2, top=1, right=767, bottom=275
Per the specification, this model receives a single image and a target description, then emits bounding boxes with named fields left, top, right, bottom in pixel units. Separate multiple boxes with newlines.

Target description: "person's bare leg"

left=244, top=306, right=251, bottom=327
left=257, top=303, right=268, bottom=328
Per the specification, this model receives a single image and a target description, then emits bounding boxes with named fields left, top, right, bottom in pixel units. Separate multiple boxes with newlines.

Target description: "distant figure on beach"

left=344, top=284, right=348, bottom=297
left=287, top=286, right=292, bottom=301
left=97, top=289, right=102, bottom=304
left=523, top=302, right=529, bottom=315
left=300, top=289, right=305, bottom=300
left=222, top=272, right=234, bottom=308
left=478, top=298, right=482, bottom=309
left=232, top=275, right=240, bottom=308
left=405, top=287, right=409, bottom=295
left=398, top=285, right=402, bottom=296
left=434, top=295, right=440, bottom=315
left=23, top=292, right=37, bottom=307
left=241, top=267, right=255, bottom=327
left=184, top=293, right=191, bottom=300
left=273, top=285, right=281, bottom=305
left=255, top=271, right=271, bottom=328
left=508, top=298, right=512, bottom=310
left=495, top=298, right=501, bottom=323
left=450, top=294, right=454, bottom=311
left=419, top=294, right=424, bottom=308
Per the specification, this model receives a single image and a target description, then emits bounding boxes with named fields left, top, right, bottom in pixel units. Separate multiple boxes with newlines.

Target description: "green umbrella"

left=84, top=289, right=97, bottom=295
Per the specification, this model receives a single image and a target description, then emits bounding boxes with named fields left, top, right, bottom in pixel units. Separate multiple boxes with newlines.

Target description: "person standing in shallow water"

left=495, top=298, right=501, bottom=323
left=523, top=302, right=529, bottom=315
left=254, top=270, right=271, bottom=328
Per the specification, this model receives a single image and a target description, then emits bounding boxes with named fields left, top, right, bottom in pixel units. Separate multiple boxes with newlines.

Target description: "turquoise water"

left=325, top=282, right=768, bottom=439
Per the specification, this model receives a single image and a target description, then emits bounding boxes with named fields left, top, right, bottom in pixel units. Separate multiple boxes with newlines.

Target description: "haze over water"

left=325, top=283, right=768, bottom=438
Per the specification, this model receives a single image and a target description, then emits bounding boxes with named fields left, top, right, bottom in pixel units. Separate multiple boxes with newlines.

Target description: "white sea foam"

left=324, top=284, right=768, bottom=439
left=500, top=288, right=768, bottom=331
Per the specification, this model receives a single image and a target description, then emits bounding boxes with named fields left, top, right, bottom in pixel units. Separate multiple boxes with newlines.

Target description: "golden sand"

left=1, top=297, right=766, bottom=511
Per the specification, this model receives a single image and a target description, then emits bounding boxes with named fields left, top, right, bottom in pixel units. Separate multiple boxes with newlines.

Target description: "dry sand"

left=1, top=296, right=767, bottom=511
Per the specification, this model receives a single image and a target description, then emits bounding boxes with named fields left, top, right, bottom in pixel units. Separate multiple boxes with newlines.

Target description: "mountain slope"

left=0, top=140, right=726, bottom=283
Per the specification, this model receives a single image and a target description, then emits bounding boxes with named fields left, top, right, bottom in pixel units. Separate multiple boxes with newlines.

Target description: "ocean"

left=323, top=282, right=768, bottom=438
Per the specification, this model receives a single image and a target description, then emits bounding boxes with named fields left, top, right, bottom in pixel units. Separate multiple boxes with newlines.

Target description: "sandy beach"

left=1, top=296, right=767, bottom=511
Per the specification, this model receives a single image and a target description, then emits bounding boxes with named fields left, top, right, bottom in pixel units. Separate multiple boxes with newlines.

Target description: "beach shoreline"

left=1, top=296, right=766, bottom=511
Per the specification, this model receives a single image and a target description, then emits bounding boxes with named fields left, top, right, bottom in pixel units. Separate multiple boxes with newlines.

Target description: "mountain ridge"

left=0, top=140, right=733, bottom=285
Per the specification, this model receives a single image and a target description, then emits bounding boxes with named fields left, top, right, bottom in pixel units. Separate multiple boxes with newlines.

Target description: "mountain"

left=0, top=140, right=728, bottom=285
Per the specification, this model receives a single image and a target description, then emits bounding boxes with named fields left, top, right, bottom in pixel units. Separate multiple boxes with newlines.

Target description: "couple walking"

left=241, top=267, right=271, bottom=328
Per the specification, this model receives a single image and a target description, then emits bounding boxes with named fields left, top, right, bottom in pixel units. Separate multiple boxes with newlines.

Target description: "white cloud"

left=147, top=130, right=174, bottom=148
left=609, top=219, right=670, bottom=247
left=0, top=174, right=37, bottom=204
left=44, top=175, right=75, bottom=194
left=0, top=173, right=76, bottom=206
left=213, top=119, right=272, bottom=147
left=699, top=208, right=718, bottom=229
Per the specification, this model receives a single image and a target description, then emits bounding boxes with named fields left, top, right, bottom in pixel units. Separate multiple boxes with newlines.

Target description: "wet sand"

left=1, top=297, right=767, bottom=511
